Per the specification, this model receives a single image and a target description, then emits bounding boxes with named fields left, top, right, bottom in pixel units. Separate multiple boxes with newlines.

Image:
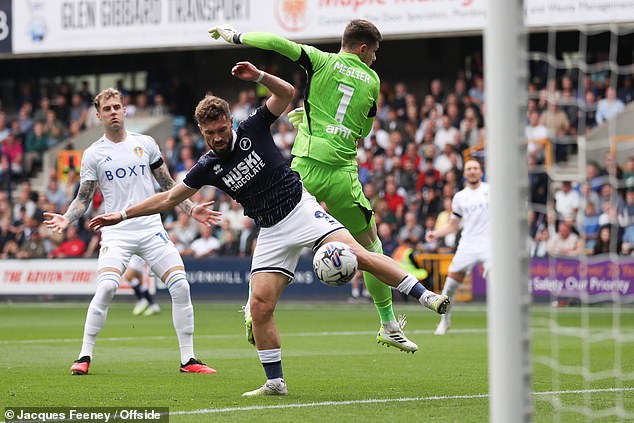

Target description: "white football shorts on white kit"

left=251, top=191, right=345, bottom=281
left=448, top=244, right=491, bottom=275
left=98, top=229, right=183, bottom=280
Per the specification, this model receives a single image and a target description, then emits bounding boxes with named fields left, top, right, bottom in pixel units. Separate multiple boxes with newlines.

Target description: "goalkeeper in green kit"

left=209, top=20, right=449, bottom=353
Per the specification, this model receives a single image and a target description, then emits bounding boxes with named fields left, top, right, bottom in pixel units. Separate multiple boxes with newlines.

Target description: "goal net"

left=487, top=1, right=634, bottom=421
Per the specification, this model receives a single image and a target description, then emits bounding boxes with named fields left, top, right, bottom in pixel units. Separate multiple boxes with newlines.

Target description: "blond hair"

left=93, top=88, right=123, bottom=110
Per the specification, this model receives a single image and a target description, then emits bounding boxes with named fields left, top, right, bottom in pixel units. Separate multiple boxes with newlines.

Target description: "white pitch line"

left=171, top=387, right=634, bottom=416
left=0, top=328, right=495, bottom=345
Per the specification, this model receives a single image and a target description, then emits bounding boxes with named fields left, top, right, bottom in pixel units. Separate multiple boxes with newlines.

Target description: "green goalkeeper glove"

left=208, top=24, right=242, bottom=44
left=287, top=107, right=305, bottom=128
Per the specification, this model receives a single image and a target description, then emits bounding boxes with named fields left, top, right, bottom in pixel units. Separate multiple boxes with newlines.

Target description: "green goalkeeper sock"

left=363, top=238, right=396, bottom=324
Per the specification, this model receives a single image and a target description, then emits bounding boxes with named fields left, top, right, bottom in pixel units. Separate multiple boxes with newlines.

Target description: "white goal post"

left=485, top=0, right=532, bottom=422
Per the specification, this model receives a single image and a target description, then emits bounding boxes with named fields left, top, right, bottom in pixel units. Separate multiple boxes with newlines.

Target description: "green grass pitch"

left=1, top=301, right=633, bottom=422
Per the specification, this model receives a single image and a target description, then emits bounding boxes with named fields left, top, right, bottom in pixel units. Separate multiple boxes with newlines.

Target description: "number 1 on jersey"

left=335, top=83, right=355, bottom=124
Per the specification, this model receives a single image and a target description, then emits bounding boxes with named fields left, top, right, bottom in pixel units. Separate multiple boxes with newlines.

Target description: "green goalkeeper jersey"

left=241, top=32, right=380, bottom=169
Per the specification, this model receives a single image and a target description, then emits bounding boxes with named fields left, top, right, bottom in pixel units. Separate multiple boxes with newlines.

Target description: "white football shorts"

left=98, top=229, right=184, bottom=280
left=251, top=191, right=345, bottom=281
left=448, top=245, right=490, bottom=276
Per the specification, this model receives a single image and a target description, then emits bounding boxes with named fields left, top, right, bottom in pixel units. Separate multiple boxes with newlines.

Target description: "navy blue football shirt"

left=183, top=105, right=303, bottom=227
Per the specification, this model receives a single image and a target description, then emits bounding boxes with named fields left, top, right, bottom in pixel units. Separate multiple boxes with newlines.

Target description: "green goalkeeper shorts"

left=291, top=156, right=373, bottom=235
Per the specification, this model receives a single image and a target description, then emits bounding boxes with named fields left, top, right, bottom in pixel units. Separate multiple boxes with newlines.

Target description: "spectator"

left=218, top=229, right=240, bottom=256
left=618, top=76, right=634, bottom=104
left=525, top=110, right=548, bottom=162
left=383, top=179, right=405, bottom=218
left=0, top=216, right=15, bottom=257
left=0, top=112, right=9, bottom=141
left=430, top=78, right=445, bottom=104
left=24, top=121, right=48, bottom=175
left=49, top=225, right=86, bottom=258
left=397, top=211, right=424, bottom=244
left=547, top=220, right=582, bottom=257
left=223, top=200, right=246, bottom=233
left=417, top=186, right=442, bottom=223
left=366, top=120, right=389, bottom=150
left=134, top=92, right=152, bottom=117
left=623, top=157, right=634, bottom=189
left=554, top=181, right=580, bottom=219
left=434, top=196, right=456, bottom=248
left=190, top=224, right=220, bottom=258
left=65, top=168, right=81, bottom=200
left=580, top=202, right=600, bottom=251
left=16, top=229, right=46, bottom=259
left=433, top=143, right=462, bottom=177
left=45, top=179, right=67, bottom=213
left=231, top=89, right=255, bottom=125
left=539, top=99, right=570, bottom=162
left=582, top=91, right=598, bottom=132
left=469, top=75, right=485, bottom=105
left=459, top=107, right=480, bottom=150
left=596, top=183, right=624, bottom=216
left=163, top=136, right=180, bottom=172
left=238, top=217, right=258, bottom=257
left=592, top=224, right=621, bottom=255
left=273, top=121, right=294, bottom=161
left=1, top=134, right=23, bottom=177
left=378, top=222, right=398, bottom=257
left=596, top=87, right=625, bottom=125
left=621, top=224, right=634, bottom=255
left=167, top=210, right=200, bottom=247
left=69, top=93, right=88, bottom=130
left=434, top=115, right=459, bottom=151
left=151, top=93, right=170, bottom=116
left=529, top=226, right=549, bottom=258
left=585, top=161, right=606, bottom=192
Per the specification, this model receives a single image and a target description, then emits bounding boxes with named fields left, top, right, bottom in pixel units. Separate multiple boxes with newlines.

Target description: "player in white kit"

left=44, top=88, right=221, bottom=375
left=425, top=160, right=490, bottom=335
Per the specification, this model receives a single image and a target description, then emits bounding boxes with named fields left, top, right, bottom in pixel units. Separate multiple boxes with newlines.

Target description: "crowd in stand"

left=1, top=70, right=634, bottom=262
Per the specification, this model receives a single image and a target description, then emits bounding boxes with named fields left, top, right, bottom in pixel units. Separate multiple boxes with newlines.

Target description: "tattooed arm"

left=150, top=162, right=221, bottom=226
left=152, top=163, right=196, bottom=215
left=43, top=180, right=97, bottom=233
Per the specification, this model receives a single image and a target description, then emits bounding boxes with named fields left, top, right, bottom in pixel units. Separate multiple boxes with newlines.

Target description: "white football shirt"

left=451, top=182, right=490, bottom=250
left=81, top=131, right=165, bottom=241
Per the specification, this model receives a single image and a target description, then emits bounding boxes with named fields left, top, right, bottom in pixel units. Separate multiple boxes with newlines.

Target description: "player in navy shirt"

left=183, top=101, right=303, bottom=228
left=90, top=61, right=449, bottom=397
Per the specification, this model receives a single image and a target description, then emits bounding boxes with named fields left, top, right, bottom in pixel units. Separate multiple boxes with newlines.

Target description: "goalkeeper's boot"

left=434, top=316, right=451, bottom=335
left=242, top=379, right=288, bottom=397
left=132, top=298, right=149, bottom=316
left=70, top=356, right=91, bottom=375
left=180, top=358, right=217, bottom=374
left=420, top=291, right=450, bottom=314
left=242, top=285, right=255, bottom=346
left=377, top=315, right=418, bottom=353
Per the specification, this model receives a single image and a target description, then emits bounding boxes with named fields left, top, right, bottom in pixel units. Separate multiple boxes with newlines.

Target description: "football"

left=313, top=241, right=358, bottom=287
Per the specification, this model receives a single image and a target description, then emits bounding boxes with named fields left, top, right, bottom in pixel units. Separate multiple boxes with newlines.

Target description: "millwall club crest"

left=134, top=146, right=144, bottom=157
left=213, top=164, right=223, bottom=175
left=239, top=138, right=252, bottom=151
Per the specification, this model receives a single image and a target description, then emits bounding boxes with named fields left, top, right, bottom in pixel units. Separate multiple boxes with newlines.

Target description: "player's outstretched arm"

left=208, top=25, right=302, bottom=62
left=232, top=62, right=293, bottom=116
left=89, top=183, right=214, bottom=230
left=44, top=180, right=97, bottom=233
left=426, top=217, right=460, bottom=243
